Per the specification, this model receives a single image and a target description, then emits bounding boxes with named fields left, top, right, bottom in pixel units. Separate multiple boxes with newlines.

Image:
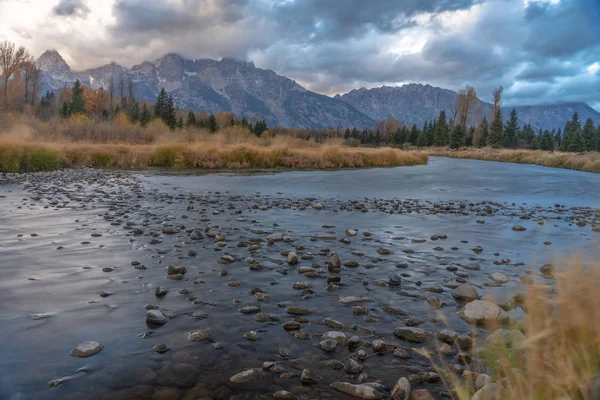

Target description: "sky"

left=0, top=0, right=598, bottom=110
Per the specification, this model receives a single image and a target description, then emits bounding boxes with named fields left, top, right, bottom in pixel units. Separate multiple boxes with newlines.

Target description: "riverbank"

left=427, top=148, right=600, bottom=173
left=0, top=140, right=427, bottom=172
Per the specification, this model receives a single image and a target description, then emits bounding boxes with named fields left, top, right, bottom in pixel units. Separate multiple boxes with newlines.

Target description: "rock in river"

left=301, top=369, right=322, bottom=384
left=70, top=341, right=103, bottom=358
left=391, top=377, right=411, bottom=400
left=187, top=329, right=211, bottom=342
left=393, top=327, right=427, bottom=343
left=330, top=381, right=382, bottom=399
left=458, top=300, right=510, bottom=325
left=146, top=309, right=169, bottom=325
left=452, top=283, right=479, bottom=302
left=230, top=368, right=263, bottom=384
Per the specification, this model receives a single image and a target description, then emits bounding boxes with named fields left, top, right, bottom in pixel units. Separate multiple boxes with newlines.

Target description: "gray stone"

left=146, top=310, right=168, bottom=325
left=393, top=327, right=427, bottom=343
left=330, top=382, right=382, bottom=399
left=230, top=368, right=263, bottom=384
left=458, top=300, right=510, bottom=325
left=391, top=377, right=411, bottom=400
left=452, top=283, right=479, bottom=302
left=70, top=341, right=103, bottom=358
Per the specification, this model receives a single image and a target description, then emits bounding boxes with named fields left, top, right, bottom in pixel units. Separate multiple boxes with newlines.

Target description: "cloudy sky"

left=0, top=0, right=598, bottom=109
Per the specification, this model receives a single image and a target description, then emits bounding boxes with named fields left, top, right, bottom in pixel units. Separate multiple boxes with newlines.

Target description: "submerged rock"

left=70, top=341, right=103, bottom=358
left=330, top=381, right=382, bottom=399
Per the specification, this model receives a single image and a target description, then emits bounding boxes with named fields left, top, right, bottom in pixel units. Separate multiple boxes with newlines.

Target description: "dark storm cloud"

left=270, top=0, right=480, bottom=43
left=111, top=0, right=250, bottom=35
left=46, top=0, right=598, bottom=109
left=53, top=0, right=90, bottom=17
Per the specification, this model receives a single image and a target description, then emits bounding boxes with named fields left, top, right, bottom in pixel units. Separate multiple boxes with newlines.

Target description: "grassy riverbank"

left=0, top=137, right=427, bottom=172
left=427, top=148, right=600, bottom=173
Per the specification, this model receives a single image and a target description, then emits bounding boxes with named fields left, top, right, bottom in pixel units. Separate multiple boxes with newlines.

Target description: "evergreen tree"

left=531, top=135, right=540, bottom=150
left=60, top=101, right=70, bottom=118
left=187, top=110, right=197, bottom=126
left=583, top=118, right=596, bottom=151
left=162, top=95, right=177, bottom=130
left=561, top=112, right=581, bottom=151
left=207, top=115, right=218, bottom=133
left=140, top=104, right=151, bottom=126
left=405, top=124, right=417, bottom=145
left=114, top=105, right=121, bottom=116
left=102, top=109, right=109, bottom=120
left=252, top=120, right=267, bottom=136
left=416, top=131, right=428, bottom=148
left=433, top=110, right=448, bottom=146
left=540, top=130, right=554, bottom=151
left=555, top=128, right=562, bottom=150
left=154, top=88, right=167, bottom=119
left=129, top=101, right=140, bottom=122
left=177, top=116, right=184, bottom=129
left=465, top=126, right=474, bottom=147
left=503, top=108, right=518, bottom=148
left=568, top=129, right=586, bottom=152
left=479, top=117, right=488, bottom=147
left=70, top=79, right=86, bottom=115
left=449, top=125, right=465, bottom=149
left=488, top=109, right=503, bottom=148
left=391, top=127, right=405, bottom=145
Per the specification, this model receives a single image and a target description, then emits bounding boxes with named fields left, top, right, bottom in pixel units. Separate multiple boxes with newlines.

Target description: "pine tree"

left=392, top=127, right=405, bottom=145
left=583, top=118, right=596, bottom=151
left=60, top=101, right=70, bottom=118
left=162, top=95, right=177, bottom=130
left=187, top=110, right=196, bottom=126
left=408, top=124, right=419, bottom=145
left=479, top=117, right=488, bottom=147
left=208, top=114, right=218, bottom=133
left=568, top=129, right=586, bottom=152
left=154, top=88, right=167, bottom=119
left=433, top=110, right=448, bottom=146
left=540, top=130, right=554, bottom=151
left=464, top=126, right=473, bottom=147
left=503, top=108, right=518, bottom=148
left=488, top=109, right=503, bottom=148
left=129, top=101, right=140, bottom=122
left=70, top=79, right=86, bottom=115
left=449, top=125, right=465, bottom=149
left=416, top=131, right=428, bottom=148
left=177, top=116, right=184, bottom=129
left=140, top=104, right=151, bottom=126
left=561, top=112, right=581, bottom=151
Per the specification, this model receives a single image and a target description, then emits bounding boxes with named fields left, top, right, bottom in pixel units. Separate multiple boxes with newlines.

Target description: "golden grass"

left=0, top=133, right=427, bottom=172
left=435, top=255, right=600, bottom=400
left=427, top=148, right=600, bottom=173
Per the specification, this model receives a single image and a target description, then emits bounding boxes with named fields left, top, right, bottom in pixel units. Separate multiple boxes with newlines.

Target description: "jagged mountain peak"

left=37, top=49, right=71, bottom=72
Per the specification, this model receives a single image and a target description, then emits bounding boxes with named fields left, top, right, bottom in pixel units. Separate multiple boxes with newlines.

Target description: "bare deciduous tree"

left=22, top=55, right=41, bottom=105
left=492, top=86, right=503, bottom=118
left=455, top=85, right=478, bottom=128
left=0, top=41, right=29, bottom=103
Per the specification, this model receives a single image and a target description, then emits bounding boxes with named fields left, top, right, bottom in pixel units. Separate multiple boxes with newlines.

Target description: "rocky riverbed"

left=0, top=162, right=599, bottom=400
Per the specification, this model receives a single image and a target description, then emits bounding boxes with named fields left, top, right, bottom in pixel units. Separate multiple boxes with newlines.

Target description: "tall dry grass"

left=428, top=148, right=600, bottom=174
left=0, top=113, right=427, bottom=171
left=435, top=256, right=600, bottom=400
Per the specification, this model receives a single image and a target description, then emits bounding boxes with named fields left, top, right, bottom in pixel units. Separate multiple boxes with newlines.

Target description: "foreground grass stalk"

left=431, top=256, right=600, bottom=400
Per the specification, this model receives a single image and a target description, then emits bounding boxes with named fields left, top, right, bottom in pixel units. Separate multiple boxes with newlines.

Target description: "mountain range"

left=37, top=50, right=600, bottom=131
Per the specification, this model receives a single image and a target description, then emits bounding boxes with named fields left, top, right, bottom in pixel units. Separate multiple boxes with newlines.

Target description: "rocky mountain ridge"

left=37, top=50, right=599, bottom=130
